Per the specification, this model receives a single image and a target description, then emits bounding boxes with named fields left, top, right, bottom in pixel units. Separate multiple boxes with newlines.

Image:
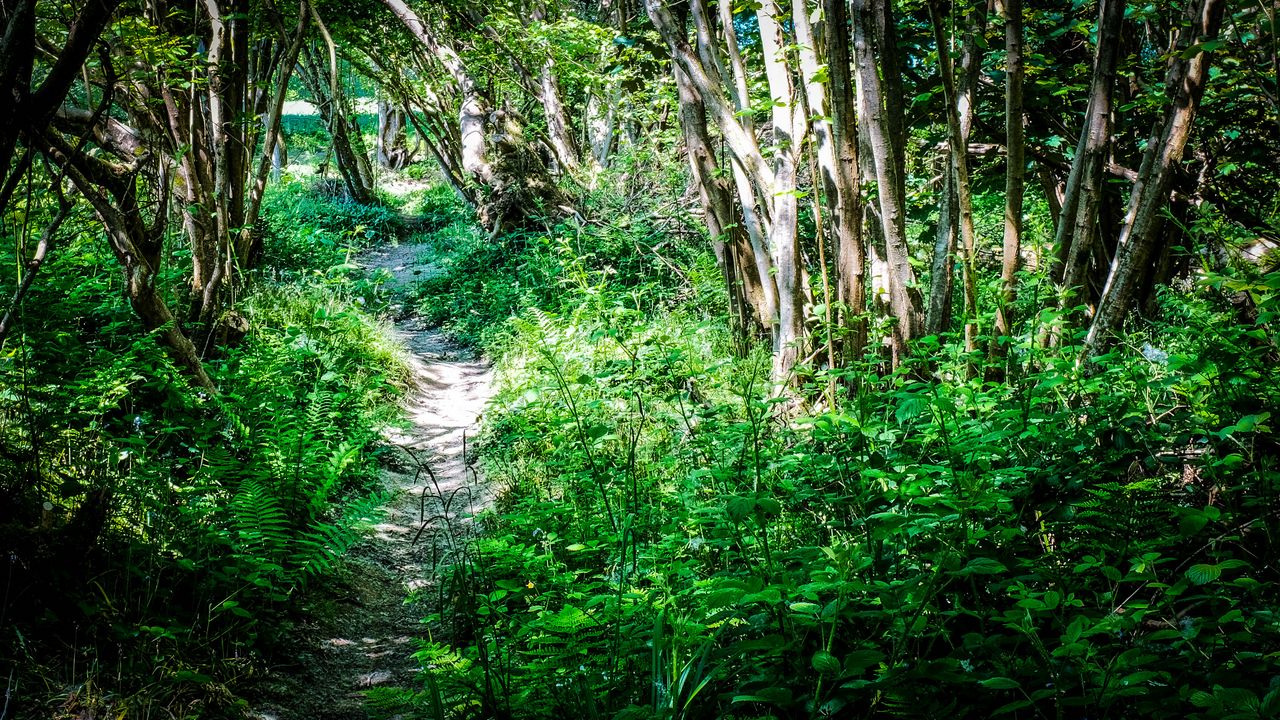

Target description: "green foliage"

left=0, top=193, right=408, bottom=716
left=389, top=177, right=1280, bottom=718
left=259, top=177, right=403, bottom=271
left=413, top=162, right=716, bottom=350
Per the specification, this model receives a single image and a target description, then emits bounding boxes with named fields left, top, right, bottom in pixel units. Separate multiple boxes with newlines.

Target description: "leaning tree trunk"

left=716, top=0, right=779, bottom=325
left=38, top=130, right=215, bottom=392
left=382, top=0, right=565, bottom=231
left=299, top=35, right=377, bottom=205
left=1085, top=0, right=1226, bottom=356
left=674, top=66, right=763, bottom=338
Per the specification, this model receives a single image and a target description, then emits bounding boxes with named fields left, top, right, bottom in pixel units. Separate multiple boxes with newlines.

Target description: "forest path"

left=250, top=240, right=494, bottom=720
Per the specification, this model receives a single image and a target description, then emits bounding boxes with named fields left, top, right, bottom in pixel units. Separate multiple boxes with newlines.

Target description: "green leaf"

left=954, top=557, right=1007, bottom=576
left=812, top=650, right=841, bottom=674
left=1186, top=563, right=1221, bottom=585
left=981, top=677, right=1022, bottom=690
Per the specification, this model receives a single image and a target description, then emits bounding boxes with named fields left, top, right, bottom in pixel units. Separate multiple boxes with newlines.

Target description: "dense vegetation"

left=2, top=0, right=1278, bottom=717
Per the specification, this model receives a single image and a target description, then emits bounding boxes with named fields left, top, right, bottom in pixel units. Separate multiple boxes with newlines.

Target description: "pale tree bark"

left=382, top=0, right=493, bottom=185
left=376, top=99, right=413, bottom=170
left=993, top=0, right=1025, bottom=344
left=756, top=0, right=808, bottom=382
left=647, top=0, right=779, bottom=335
left=584, top=85, right=616, bottom=170
left=715, top=0, right=779, bottom=322
left=376, top=62, right=478, bottom=206
left=929, top=0, right=980, bottom=353
left=1052, top=0, right=1124, bottom=299
left=1086, top=0, right=1226, bottom=355
left=383, top=0, right=565, bottom=231
left=644, top=0, right=775, bottom=202
left=926, top=167, right=958, bottom=336
left=541, top=56, right=587, bottom=176
left=852, top=0, right=921, bottom=362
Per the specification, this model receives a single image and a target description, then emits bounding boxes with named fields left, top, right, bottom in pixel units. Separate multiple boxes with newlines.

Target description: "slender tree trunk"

left=716, top=0, right=779, bottom=320
left=300, top=10, right=377, bottom=204
left=644, top=0, right=775, bottom=203
left=241, top=2, right=307, bottom=265
left=674, top=66, right=764, bottom=336
left=1052, top=0, right=1123, bottom=298
left=994, top=0, right=1025, bottom=344
left=852, top=0, right=920, bottom=361
left=926, top=168, right=957, bottom=335
left=541, top=56, right=586, bottom=177
left=38, top=132, right=215, bottom=391
left=1086, top=0, right=1226, bottom=355
left=383, top=0, right=564, bottom=230
left=926, top=1, right=985, bottom=337
left=929, top=0, right=980, bottom=353
left=756, top=0, right=807, bottom=382
left=821, top=0, right=867, bottom=360
left=382, top=0, right=493, bottom=186
left=0, top=201, right=72, bottom=343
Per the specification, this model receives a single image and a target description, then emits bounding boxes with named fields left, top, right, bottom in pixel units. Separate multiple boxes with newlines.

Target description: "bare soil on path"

left=249, top=241, right=493, bottom=719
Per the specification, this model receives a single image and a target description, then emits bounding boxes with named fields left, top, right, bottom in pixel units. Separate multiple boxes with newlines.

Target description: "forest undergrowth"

left=0, top=177, right=418, bottom=718
left=370, top=159, right=1280, bottom=719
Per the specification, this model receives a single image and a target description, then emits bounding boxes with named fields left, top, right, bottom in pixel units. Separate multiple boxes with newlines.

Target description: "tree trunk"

left=852, top=0, right=921, bottom=362
left=584, top=86, right=616, bottom=171
left=0, top=0, right=122, bottom=216
left=674, top=66, right=764, bottom=337
left=929, top=0, right=980, bottom=353
left=926, top=1, right=985, bottom=338
left=242, top=1, right=307, bottom=265
left=644, top=0, right=775, bottom=204
left=756, top=0, right=807, bottom=383
left=926, top=167, right=957, bottom=335
left=994, top=0, right=1025, bottom=344
left=541, top=56, right=586, bottom=177
left=1052, top=0, right=1124, bottom=299
left=376, top=99, right=412, bottom=170
left=37, top=131, right=215, bottom=392
left=1086, top=0, right=1226, bottom=355
left=299, top=24, right=377, bottom=206
left=821, top=0, right=867, bottom=360
left=717, top=0, right=779, bottom=322
left=383, top=0, right=565, bottom=231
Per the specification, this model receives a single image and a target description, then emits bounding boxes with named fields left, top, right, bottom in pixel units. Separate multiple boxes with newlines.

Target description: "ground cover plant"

left=3, top=0, right=1279, bottom=717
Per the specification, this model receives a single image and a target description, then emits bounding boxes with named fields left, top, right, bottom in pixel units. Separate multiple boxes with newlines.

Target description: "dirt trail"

left=251, top=241, right=493, bottom=719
